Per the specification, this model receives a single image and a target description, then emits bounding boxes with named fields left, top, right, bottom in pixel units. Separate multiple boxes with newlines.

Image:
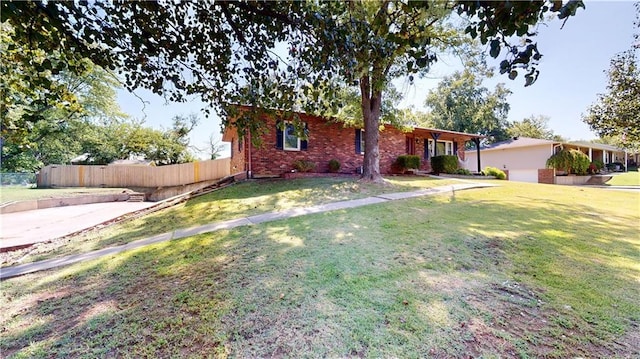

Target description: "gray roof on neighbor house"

left=466, top=137, right=558, bottom=152
left=466, top=137, right=628, bottom=153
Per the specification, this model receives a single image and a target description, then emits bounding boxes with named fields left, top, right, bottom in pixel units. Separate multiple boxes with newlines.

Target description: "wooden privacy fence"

left=37, top=158, right=230, bottom=188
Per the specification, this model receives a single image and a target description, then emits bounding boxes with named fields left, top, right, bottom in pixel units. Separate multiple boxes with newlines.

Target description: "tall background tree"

left=1, top=21, right=199, bottom=171
left=145, top=114, right=199, bottom=165
left=507, top=115, right=564, bottom=141
left=1, top=1, right=585, bottom=181
left=1, top=23, right=130, bottom=172
left=75, top=114, right=198, bottom=166
left=424, top=67, right=511, bottom=144
left=204, top=134, right=227, bottom=160
left=582, top=3, right=639, bottom=149
left=582, top=50, right=639, bottom=147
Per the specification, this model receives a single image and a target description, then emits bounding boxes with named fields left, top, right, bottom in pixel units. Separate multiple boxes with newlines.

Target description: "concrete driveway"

left=0, top=201, right=157, bottom=250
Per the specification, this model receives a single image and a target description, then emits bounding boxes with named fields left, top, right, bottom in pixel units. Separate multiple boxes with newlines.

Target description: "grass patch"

left=1, top=182, right=638, bottom=358
left=1, top=176, right=458, bottom=266
left=606, top=170, right=640, bottom=186
left=0, top=187, right=129, bottom=204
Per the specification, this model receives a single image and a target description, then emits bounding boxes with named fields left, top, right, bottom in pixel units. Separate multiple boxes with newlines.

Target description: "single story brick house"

left=222, top=107, right=483, bottom=178
left=463, top=136, right=629, bottom=183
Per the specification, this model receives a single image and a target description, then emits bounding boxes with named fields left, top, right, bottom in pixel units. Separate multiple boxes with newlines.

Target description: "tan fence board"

left=37, top=159, right=230, bottom=188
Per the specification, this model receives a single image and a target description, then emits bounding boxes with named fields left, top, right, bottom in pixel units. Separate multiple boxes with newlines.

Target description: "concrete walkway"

left=0, top=201, right=158, bottom=250
left=0, top=182, right=496, bottom=280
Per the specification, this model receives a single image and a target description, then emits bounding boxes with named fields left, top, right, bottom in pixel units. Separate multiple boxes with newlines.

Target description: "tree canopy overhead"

left=2, top=0, right=585, bottom=181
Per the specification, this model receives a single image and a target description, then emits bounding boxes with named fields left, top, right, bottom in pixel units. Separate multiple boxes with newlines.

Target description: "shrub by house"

left=546, top=149, right=590, bottom=175
left=431, top=155, right=458, bottom=174
left=393, top=155, right=421, bottom=173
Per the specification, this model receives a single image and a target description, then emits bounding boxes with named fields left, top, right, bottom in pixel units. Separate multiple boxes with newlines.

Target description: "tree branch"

left=219, top=4, right=248, bottom=45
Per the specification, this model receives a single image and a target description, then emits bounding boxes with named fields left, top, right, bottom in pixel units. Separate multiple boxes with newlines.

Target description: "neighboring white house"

left=463, top=137, right=629, bottom=183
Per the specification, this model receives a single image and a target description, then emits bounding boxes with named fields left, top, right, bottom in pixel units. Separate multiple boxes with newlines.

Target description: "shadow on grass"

left=25, top=176, right=447, bottom=260
left=3, top=188, right=638, bottom=358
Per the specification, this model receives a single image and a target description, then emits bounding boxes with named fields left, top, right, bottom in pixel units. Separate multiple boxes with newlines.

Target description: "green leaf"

left=499, top=60, right=510, bottom=74
left=508, top=70, right=518, bottom=80
left=525, top=75, right=534, bottom=86
left=489, top=39, right=500, bottom=58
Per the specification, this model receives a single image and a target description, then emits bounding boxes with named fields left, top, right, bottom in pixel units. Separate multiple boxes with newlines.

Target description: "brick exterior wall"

left=225, top=127, right=247, bottom=176
left=538, top=168, right=555, bottom=184
left=225, top=111, right=477, bottom=178
left=246, top=114, right=412, bottom=176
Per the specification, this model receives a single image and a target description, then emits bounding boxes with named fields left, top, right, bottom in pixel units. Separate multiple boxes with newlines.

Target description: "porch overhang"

left=410, top=127, right=485, bottom=172
left=410, top=127, right=484, bottom=143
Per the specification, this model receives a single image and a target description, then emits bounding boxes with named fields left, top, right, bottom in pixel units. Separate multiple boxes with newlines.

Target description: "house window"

left=444, top=141, right=453, bottom=155
left=284, top=123, right=301, bottom=151
left=276, top=121, right=308, bottom=151
left=355, top=129, right=365, bottom=154
left=431, top=140, right=454, bottom=156
left=356, top=128, right=364, bottom=155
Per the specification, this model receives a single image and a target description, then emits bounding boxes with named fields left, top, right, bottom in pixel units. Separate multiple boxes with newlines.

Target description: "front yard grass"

left=1, top=176, right=459, bottom=266
left=607, top=170, right=640, bottom=186
left=1, top=181, right=638, bottom=358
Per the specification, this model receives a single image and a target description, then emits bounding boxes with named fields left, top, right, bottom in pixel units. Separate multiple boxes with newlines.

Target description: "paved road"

left=0, top=201, right=157, bottom=250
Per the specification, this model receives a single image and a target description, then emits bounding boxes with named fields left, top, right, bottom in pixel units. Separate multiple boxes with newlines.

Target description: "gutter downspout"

left=247, top=132, right=252, bottom=178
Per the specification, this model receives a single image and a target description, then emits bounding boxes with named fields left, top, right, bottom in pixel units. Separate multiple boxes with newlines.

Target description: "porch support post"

left=430, top=133, right=441, bottom=156
left=472, top=138, right=481, bottom=173
left=588, top=148, right=592, bottom=162
left=624, top=151, right=628, bottom=172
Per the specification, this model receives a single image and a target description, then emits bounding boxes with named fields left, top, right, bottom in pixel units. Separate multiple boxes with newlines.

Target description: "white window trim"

left=283, top=122, right=302, bottom=151
left=360, top=129, right=365, bottom=155
left=430, top=140, right=454, bottom=156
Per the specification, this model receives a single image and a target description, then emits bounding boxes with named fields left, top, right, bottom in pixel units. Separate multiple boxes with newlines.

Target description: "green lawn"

left=607, top=170, right=640, bottom=186
left=1, top=176, right=460, bottom=265
left=0, top=187, right=129, bottom=204
left=1, top=180, right=638, bottom=358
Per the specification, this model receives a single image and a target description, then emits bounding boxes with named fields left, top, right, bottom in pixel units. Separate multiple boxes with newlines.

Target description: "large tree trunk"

left=359, top=75, right=385, bottom=183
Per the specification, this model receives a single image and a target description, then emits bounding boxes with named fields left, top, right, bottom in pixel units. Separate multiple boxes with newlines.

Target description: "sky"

left=117, top=1, right=638, bottom=159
